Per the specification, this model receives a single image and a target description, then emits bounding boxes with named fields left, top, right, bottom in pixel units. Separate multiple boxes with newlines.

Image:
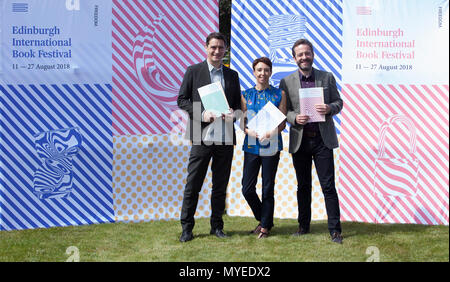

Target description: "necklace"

left=255, top=85, right=269, bottom=93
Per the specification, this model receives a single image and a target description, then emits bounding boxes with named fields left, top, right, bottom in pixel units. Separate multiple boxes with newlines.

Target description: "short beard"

left=298, top=63, right=312, bottom=72
left=299, top=65, right=312, bottom=72
left=297, top=61, right=312, bottom=72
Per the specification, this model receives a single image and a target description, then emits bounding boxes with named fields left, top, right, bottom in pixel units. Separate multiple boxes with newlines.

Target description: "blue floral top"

left=242, top=85, right=283, bottom=156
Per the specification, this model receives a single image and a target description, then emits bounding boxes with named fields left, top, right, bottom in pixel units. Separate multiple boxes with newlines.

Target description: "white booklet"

left=198, top=81, right=230, bottom=117
left=247, top=101, right=286, bottom=137
left=299, top=87, right=325, bottom=122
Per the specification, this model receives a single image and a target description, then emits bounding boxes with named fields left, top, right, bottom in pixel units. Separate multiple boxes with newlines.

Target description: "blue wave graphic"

left=33, top=127, right=83, bottom=199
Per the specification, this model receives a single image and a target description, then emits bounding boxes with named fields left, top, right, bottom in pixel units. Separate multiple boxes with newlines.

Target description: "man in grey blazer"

left=177, top=32, right=241, bottom=243
left=279, top=39, right=343, bottom=244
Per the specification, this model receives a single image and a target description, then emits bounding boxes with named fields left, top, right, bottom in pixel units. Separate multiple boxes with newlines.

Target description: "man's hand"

left=315, top=104, right=331, bottom=115
left=222, top=108, right=234, bottom=122
left=296, top=114, right=310, bottom=125
left=202, top=111, right=217, bottom=123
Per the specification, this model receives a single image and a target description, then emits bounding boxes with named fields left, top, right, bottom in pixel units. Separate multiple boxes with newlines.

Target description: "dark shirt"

left=299, top=71, right=319, bottom=132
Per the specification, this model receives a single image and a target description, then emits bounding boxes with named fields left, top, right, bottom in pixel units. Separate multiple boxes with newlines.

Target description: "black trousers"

left=292, top=134, right=342, bottom=235
left=241, top=152, right=280, bottom=230
left=180, top=144, right=234, bottom=232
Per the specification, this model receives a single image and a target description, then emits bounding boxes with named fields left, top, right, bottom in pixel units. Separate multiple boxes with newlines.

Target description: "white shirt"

left=207, top=61, right=224, bottom=89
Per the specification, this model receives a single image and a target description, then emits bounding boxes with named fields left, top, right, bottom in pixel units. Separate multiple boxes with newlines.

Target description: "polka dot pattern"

left=113, top=132, right=338, bottom=222
left=113, top=134, right=213, bottom=222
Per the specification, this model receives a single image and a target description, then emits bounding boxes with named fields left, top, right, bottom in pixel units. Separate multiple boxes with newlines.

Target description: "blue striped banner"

left=0, top=83, right=114, bottom=230
left=230, top=0, right=343, bottom=133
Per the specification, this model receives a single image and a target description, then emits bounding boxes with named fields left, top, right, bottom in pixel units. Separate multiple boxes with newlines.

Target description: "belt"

left=303, top=131, right=319, bottom=138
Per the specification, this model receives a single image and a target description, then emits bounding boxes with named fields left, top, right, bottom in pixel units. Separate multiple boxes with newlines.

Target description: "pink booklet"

left=299, top=87, right=325, bottom=122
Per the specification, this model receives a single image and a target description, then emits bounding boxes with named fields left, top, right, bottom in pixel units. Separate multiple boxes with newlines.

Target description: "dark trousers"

left=242, top=151, right=280, bottom=230
left=292, top=134, right=341, bottom=235
left=180, top=144, right=234, bottom=232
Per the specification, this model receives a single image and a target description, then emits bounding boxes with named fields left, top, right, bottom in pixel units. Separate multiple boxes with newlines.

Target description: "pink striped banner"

left=112, top=0, right=219, bottom=135
left=339, top=83, right=449, bottom=225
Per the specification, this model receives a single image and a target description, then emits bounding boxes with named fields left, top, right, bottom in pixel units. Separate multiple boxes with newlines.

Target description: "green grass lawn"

left=0, top=216, right=448, bottom=262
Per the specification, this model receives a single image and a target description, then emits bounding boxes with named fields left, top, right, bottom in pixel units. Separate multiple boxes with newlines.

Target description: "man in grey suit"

left=279, top=39, right=343, bottom=244
left=177, top=32, right=241, bottom=242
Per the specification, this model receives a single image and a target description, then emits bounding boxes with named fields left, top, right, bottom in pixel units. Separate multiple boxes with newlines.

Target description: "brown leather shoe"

left=250, top=223, right=262, bottom=234
left=257, top=228, right=269, bottom=239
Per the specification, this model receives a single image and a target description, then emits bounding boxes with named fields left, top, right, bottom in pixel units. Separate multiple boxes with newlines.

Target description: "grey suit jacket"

left=279, top=68, right=343, bottom=153
left=177, top=60, right=241, bottom=145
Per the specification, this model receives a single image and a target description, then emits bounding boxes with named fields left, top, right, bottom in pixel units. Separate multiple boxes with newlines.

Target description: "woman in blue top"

left=241, top=57, right=286, bottom=238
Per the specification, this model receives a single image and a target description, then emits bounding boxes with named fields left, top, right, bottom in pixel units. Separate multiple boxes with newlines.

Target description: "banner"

left=112, top=0, right=216, bottom=135
left=1, top=0, right=112, bottom=84
left=230, top=0, right=449, bottom=225
left=0, top=0, right=115, bottom=231
left=1, top=0, right=448, bottom=230
left=229, top=0, right=343, bottom=220
left=110, top=0, right=219, bottom=223
left=339, top=0, right=449, bottom=225
left=342, top=0, right=449, bottom=84
left=0, top=0, right=219, bottom=230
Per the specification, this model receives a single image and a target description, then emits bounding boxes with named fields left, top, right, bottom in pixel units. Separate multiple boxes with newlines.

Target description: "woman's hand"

left=245, top=128, right=258, bottom=139
left=258, top=128, right=277, bottom=143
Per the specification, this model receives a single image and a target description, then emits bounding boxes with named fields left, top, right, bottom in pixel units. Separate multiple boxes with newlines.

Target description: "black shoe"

left=210, top=228, right=228, bottom=238
left=292, top=227, right=310, bottom=236
left=179, top=231, right=194, bottom=242
left=331, top=232, right=343, bottom=244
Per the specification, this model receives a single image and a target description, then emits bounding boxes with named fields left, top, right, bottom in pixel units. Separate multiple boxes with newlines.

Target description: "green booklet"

left=198, top=81, right=230, bottom=116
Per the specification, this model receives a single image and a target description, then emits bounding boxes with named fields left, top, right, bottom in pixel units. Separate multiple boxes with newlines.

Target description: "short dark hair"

left=291, top=38, right=314, bottom=57
left=206, top=32, right=227, bottom=47
left=252, top=57, right=272, bottom=71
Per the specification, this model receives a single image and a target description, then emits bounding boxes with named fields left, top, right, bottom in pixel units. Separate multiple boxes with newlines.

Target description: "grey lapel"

left=289, top=70, right=302, bottom=110
left=292, top=70, right=301, bottom=89
left=290, top=71, right=301, bottom=106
